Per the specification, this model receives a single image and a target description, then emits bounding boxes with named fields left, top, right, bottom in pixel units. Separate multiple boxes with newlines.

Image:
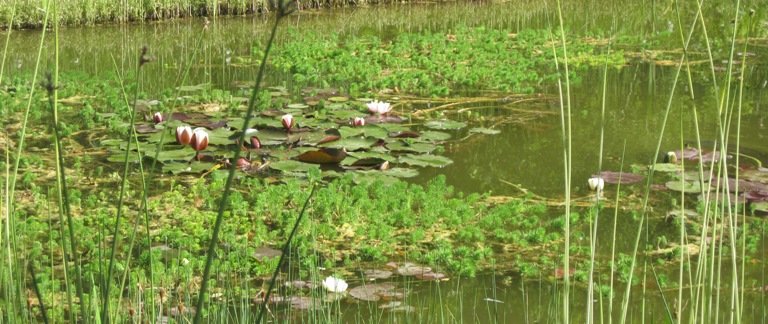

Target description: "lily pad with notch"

left=398, top=154, right=453, bottom=168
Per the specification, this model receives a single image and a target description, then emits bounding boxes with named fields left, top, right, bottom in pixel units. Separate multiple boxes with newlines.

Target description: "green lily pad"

left=162, top=161, right=217, bottom=175
left=399, top=154, right=453, bottom=167
left=347, top=151, right=398, bottom=162
left=153, top=149, right=195, bottom=162
left=328, top=109, right=363, bottom=120
left=419, top=131, right=452, bottom=142
left=469, top=127, right=501, bottom=135
left=338, top=126, right=365, bottom=138
left=653, top=163, right=682, bottom=173
left=329, top=96, right=349, bottom=102
left=383, top=168, right=419, bottom=178
left=270, top=160, right=321, bottom=173
left=350, top=172, right=400, bottom=186
left=206, top=127, right=237, bottom=145
left=107, top=151, right=142, bottom=163
left=665, top=180, right=702, bottom=193
left=424, top=120, right=467, bottom=130
left=387, top=142, right=437, bottom=154
left=319, top=137, right=378, bottom=151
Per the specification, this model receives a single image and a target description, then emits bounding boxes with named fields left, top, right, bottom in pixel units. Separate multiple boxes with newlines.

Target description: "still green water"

left=3, top=1, right=768, bottom=322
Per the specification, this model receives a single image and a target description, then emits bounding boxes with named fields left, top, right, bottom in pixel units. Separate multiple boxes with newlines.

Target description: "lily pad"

left=665, top=180, right=702, bottom=193
left=396, top=264, right=432, bottom=276
left=270, top=160, right=321, bottom=173
left=286, top=103, right=310, bottom=109
left=362, top=269, right=393, bottom=281
left=593, top=171, right=645, bottom=184
left=424, top=119, right=467, bottom=130
left=398, top=154, right=453, bottom=168
left=162, top=161, right=217, bottom=175
left=419, top=131, right=452, bottom=142
left=469, top=127, right=501, bottom=135
left=387, top=142, right=437, bottom=154
left=349, top=283, right=396, bottom=302
left=652, top=163, right=682, bottom=173
left=328, top=96, right=349, bottom=102
left=319, top=137, right=378, bottom=151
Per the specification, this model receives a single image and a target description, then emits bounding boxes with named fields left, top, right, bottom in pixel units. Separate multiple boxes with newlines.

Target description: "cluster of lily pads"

left=584, top=147, right=768, bottom=214
left=109, top=88, right=477, bottom=183
left=255, top=261, right=446, bottom=312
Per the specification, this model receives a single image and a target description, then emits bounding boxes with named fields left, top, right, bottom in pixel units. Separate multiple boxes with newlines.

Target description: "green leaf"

left=424, top=119, right=467, bottom=130
left=399, top=154, right=453, bottom=167
left=469, top=127, right=501, bottom=135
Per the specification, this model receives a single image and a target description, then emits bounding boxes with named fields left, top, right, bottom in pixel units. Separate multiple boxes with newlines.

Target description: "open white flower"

left=366, top=100, right=392, bottom=115
left=322, top=276, right=348, bottom=293
left=587, top=177, right=605, bottom=192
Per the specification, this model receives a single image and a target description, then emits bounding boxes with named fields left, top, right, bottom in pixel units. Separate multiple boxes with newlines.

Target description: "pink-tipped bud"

left=190, top=128, right=209, bottom=151
left=176, top=126, right=193, bottom=145
left=236, top=157, right=250, bottom=170
left=353, top=117, right=366, bottom=127
left=152, top=112, right=164, bottom=124
left=281, top=114, right=294, bottom=131
left=250, top=136, right=261, bottom=149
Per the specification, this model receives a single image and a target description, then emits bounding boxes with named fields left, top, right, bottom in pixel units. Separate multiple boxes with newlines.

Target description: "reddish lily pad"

left=414, top=272, right=448, bottom=281
left=362, top=269, right=393, bottom=281
left=593, top=171, right=644, bottom=184
left=396, top=264, right=432, bottom=276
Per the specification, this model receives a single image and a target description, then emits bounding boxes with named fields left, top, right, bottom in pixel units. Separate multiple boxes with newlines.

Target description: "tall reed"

left=192, top=1, right=294, bottom=322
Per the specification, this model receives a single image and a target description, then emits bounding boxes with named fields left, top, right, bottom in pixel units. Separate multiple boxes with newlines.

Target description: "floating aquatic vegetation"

left=593, top=171, right=644, bottom=184
left=348, top=283, right=398, bottom=302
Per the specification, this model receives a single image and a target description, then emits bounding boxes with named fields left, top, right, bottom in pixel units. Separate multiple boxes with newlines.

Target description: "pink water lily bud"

left=153, top=112, right=164, bottom=124
left=281, top=114, right=294, bottom=131
left=353, top=117, right=366, bottom=127
left=250, top=136, right=261, bottom=149
left=190, top=128, right=209, bottom=151
left=366, top=100, right=392, bottom=115
left=236, top=157, right=250, bottom=170
left=176, top=126, right=193, bottom=145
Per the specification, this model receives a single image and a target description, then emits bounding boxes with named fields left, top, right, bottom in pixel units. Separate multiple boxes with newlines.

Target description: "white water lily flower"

left=587, top=177, right=605, bottom=192
left=366, top=100, right=392, bottom=115
left=281, top=114, right=294, bottom=130
left=322, top=276, right=348, bottom=293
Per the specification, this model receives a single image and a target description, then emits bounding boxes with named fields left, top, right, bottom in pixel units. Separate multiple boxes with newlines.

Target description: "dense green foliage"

left=271, top=27, right=625, bottom=96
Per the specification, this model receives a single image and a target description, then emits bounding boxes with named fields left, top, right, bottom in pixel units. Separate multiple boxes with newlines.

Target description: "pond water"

left=3, top=1, right=768, bottom=322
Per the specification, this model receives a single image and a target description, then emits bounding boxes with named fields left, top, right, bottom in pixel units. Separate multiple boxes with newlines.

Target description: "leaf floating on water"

left=665, top=180, right=702, bottom=194
left=270, top=160, right=321, bottom=173
left=387, top=142, right=437, bottom=154
left=395, top=264, right=432, bottom=276
left=287, top=103, right=309, bottom=110
left=296, top=148, right=347, bottom=164
left=593, top=171, right=644, bottom=184
left=419, top=131, right=452, bottom=142
left=652, top=163, right=682, bottom=173
left=349, top=283, right=397, bottom=302
left=362, top=269, right=393, bottom=281
left=414, top=272, right=448, bottom=281
left=469, top=127, right=501, bottom=135
left=399, top=154, right=453, bottom=168
left=328, top=96, right=349, bottom=102
left=424, top=119, right=467, bottom=130
left=289, top=296, right=321, bottom=310
left=389, top=131, right=421, bottom=138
